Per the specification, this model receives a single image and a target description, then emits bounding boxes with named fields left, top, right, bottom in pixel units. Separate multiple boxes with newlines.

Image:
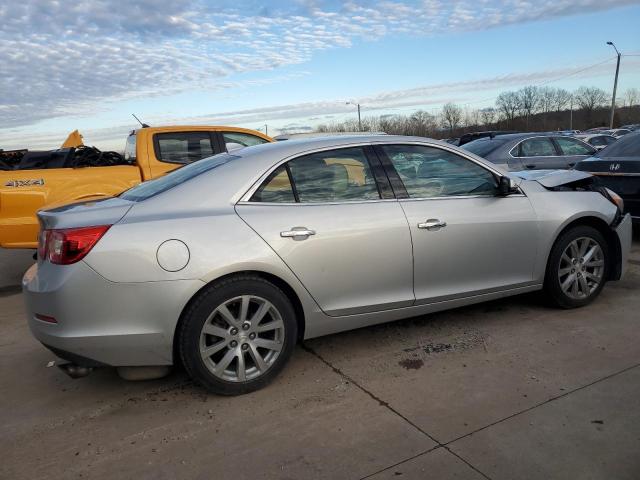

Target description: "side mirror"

left=497, top=176, right=517, bottom=196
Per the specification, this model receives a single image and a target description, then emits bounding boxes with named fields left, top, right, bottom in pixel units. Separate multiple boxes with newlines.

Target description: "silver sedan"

left=23, top=136, right=632, bottom=395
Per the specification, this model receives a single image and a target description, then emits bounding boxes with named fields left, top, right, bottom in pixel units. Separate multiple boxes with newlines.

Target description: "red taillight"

left=42, top=225, right=111, bottom=265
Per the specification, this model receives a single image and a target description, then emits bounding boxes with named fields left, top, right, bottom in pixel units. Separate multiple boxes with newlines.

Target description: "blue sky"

left=1, top=0, right=639, bottom=150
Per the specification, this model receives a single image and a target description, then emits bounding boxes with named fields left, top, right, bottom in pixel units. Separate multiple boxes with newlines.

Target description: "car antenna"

left=132, top=114, right=150, bottom=128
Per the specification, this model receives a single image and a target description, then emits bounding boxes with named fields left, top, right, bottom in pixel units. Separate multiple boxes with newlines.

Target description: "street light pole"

left=607, top=41, right=621, bottom=129
left=346, top=102, right=362, bottom=131
left=569, top=96, right=573, bottom=130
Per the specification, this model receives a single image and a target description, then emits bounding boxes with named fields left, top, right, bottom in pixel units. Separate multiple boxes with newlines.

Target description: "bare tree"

left=408, top=110, right=437, bottom=136
left=480, top=107, right=496, bottom=127
left=624, top=88, right=639, bottom=107
left=517, top=86, right=539, bottom=116
left=496, top=91, right=520, bottom=126
left=441, top=103, right=462, bottom=134
left=574, top=86, right=607, bottom=111
left=464, top=108, right=481, bottom=128
left=553, top=88, right=572, bottom=112
left=538, top=87, right=556, bottom=114
left=574, top=86, right=608, bottom=126
left=516, top=86, right=539, bottom=128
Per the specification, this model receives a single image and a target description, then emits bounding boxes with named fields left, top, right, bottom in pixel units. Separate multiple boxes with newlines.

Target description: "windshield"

left=461, top=137, right=508, bottom=157
left=120, top=153, right=236, bottom=202
left=596, top=132, right=640, bottom=158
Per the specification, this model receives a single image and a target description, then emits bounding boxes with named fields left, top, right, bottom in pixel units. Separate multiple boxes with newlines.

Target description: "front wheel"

left=544, top=225, right=609, bottom=308
left=179, top=276, right=297, bottom=395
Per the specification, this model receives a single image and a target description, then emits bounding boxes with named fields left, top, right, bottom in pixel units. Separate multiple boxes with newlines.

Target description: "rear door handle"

left=417, top=219, right=447, bottom=231
left=525, top=164, right=536, bottom=169
left=280, top=227, right=316, bottom=239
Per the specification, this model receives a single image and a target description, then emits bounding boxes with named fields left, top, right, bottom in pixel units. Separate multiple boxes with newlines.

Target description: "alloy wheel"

left=199, top=295, right=285, bottom=382
left=557, top=236, right=605, bottom=300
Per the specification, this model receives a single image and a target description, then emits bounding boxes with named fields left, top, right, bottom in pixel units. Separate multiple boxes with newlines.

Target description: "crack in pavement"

left=302, top=344, right=640, bottom=480
left=443, top=360, right=640, bottom=447
left=301, top=343, right=492, bottom=480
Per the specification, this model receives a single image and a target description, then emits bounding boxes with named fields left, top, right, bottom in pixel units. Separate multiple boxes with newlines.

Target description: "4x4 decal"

left=4, top=178, right=45, bottom=187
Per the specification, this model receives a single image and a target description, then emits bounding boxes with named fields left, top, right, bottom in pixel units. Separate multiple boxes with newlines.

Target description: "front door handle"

left=525, top=164, right=536, bottom=169
left=280, top=227, right=316, bottom=239
left=417, top=219, right=447, bottom=231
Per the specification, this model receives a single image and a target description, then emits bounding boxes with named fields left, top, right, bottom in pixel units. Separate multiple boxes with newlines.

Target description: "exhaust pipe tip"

left=58, top=363, right=93, bottom=379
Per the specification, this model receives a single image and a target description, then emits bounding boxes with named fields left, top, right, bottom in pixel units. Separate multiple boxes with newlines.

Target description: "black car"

left=457, top=130, right=518, bottom=146
left=574, top=131, right=640, bottom=223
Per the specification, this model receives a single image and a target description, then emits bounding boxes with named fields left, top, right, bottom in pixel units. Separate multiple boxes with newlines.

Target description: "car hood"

left=511, top=169, right=593, bottom=188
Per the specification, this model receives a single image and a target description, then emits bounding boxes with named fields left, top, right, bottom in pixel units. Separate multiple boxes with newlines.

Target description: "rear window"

left=461, top=137, right=508, bottom=157
left=154, top=132, right=215, bottom=164
left=596, top=132, right=640, bottom=158
left=120, top=153, right=235, bottom=202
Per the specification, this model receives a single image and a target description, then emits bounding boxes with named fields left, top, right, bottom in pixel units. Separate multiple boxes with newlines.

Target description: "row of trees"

left=316, top=86, right=640, bottom=138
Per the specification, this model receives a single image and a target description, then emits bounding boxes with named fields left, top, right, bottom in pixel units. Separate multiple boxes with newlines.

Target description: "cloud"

left=1, top=0, right=637, bottom=129
left=4, top=57, right=637, bottom=151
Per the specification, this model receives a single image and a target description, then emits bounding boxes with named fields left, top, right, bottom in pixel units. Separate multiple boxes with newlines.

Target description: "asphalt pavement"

left=1, top=238, right=639, bottom=479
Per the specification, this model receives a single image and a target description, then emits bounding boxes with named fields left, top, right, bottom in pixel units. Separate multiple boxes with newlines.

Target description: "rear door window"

left=154, top=132, right=215, bottom=164
left=250, top=147, right=381, bottom=203
left=554, top=137, right=596, bottom=156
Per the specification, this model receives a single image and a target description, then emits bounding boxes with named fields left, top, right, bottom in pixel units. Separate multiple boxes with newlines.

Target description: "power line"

left=461, top=56, right=616, bottom=107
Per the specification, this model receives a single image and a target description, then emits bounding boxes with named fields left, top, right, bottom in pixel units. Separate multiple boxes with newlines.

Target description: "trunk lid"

left=37, top=196, right=134, bottom=230
left=574, top=157, right=640, bottom=175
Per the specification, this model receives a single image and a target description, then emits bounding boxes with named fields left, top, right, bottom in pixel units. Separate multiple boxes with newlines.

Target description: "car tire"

left=179, top=275, right=297, bottom=395
left=544, top=225, right=609, bottom=309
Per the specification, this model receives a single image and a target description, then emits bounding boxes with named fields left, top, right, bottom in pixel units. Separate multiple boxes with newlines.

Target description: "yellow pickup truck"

left=0, top=126, right=271, bottom=248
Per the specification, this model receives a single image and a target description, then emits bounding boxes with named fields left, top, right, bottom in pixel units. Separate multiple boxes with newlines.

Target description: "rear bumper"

left=22, top=261, right=204, bottom=367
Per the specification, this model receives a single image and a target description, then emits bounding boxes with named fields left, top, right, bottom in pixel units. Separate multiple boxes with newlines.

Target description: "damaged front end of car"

left=513, top=169, right=625, bottom=224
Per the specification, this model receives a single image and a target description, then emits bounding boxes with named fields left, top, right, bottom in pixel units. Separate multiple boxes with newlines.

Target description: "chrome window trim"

left=508, top=135, right=594, bottom=159
left=237, top=198, right=400, bottom=207
left=239, top=140, right=520, bottom=204
left=240, top=142, right=379, bottom=203
left=397, top=193, right=526, bottom=203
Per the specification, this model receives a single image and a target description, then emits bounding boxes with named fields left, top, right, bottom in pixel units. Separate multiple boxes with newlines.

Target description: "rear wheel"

left=544, top=226, right=609, bottom=308
left=179, top=276, right=297, bottom=395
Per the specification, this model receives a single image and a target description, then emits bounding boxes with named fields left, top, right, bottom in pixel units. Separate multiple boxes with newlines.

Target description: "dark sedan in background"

left=575, top=131, right=640, bottom=223
left=462, top=133, right=596, bottom=171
